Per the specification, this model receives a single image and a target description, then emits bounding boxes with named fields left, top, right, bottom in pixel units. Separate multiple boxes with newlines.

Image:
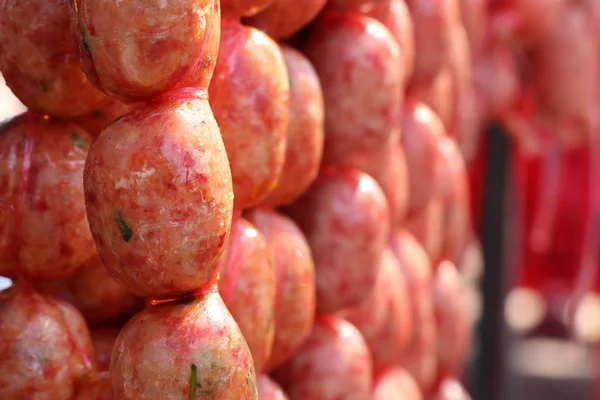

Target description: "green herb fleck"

left=92, top=109, right=104, bottom=119
left=189, top=363, right=198, bottom=400
left=247, top=366, right=257, bottom=397
left=289, top=76, right=294, bottom=90
left=71, top=133, right=87, bottom=149
left=112, top=115, right=125, bottom=125
left=36, top=353, right=51, bottom=364
left=113, top=212, right=133, bottom=242
left=39, top=80, right=49, bottom=92
left=82, top=30, right=92, bottom=55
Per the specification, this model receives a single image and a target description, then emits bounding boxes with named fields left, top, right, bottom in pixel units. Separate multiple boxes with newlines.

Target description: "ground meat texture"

left=338, top=247, right=413, bottom=374
left=287, top=166, right=390, bottom=313
left=272, top=315, right=373, bottom=400
left=405, top=0, right=459, bottom=87
left=0, top=284, right=97, bottom=399
left=401, top=102, right=445, bottom=217
left=221, top=0, right=275, bottom=17
left=72, top=98, right=139, bottom=139
left=390, top=231, right=438, bottom=393
left=246, top=0, right=327, bottom=39
left=245, top=209, right=316, bottom=371
left=84, top=91, right=233, bottom=298
left=258, top=375, right=289, bottom=400
left=304, top=11, right=402, bottom=165
left=39, top=255, right=142, bottom=326
left=71, top=0, right=220, bottom=102
left=0, top=115, right=95, bottom=281
left=261, top=46, right=324, bottom=208
left=0, top=0, right=108, bottom=117
left=437, top=137, right=471, bottom=263
left=209, top=19, right=289, bottom=210
left=378, top=0, right=416, bottom=83
left=433, top=378, right=471, bottom=400
left=373, top=368, right=424, bottom=400
left=433, top=261, right=471, bottom=381
left=218, top=217, right=276, bottom=373
left=111, top=289, right=257, bottom=399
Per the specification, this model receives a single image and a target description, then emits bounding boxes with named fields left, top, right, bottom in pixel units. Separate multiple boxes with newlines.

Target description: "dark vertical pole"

left=475, top=124, right=511, bottom=400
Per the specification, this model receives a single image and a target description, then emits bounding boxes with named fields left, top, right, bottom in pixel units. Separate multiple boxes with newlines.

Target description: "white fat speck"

left=136, top=167, right=156, bottom=180
left=114, top=168, right=156, bottom=189
left=115, top=177, right=130, bottom=189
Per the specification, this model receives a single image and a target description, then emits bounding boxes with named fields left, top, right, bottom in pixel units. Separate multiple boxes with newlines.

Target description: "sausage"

left=458, top=0, right=488, bottom=54
left=304, top=11, right=403, bottom=164
left=218, top=217, right=276, bottom=373
left=245, top=209, right=316, bottom=371
left=405, top=0, right=459, bottom=86
left=247, top=0, right=327, bottom=39
left=390, top=231, right=438, bottom=393
left=209, top=19, right=289, bottom=210
left=0, top=284, right=97, bottom=399
left=433, top=261, right=471, bottom=381
left=258, top=375, right=289, bottom=400
left=71, top=0, right=221, bottom=101
left=110, top=289, right=257, bottom=399
left=0, top=0, right=109, bottom=117
left=446, top=25, right=479, bottom=163
left=339, top=247, right=413, bottom=374
left=260, top=46, right=324, bottom=208
left=272, top=315, right=373, bottom=400
left=221, top=0, right=275, bottom=17
left=408, top=67, right=454, bottom=131
left=401, top=103, right=445, bottom=217
left=84, top=90, right=233, bottom=298
left=373, top=368, right=424, bottom=400
left=376, top=0, right=416, bottom=82
left=437, top=137, right=471, bottom=263
left=341, top=132, right=410, bottom=226
left=406, top=196, right=445, bottom=264
left=0, top=115, right=96, bottom=281
left=287, top=166, right=390, bottom=313
left=39, top=255, right=142, bottom=326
